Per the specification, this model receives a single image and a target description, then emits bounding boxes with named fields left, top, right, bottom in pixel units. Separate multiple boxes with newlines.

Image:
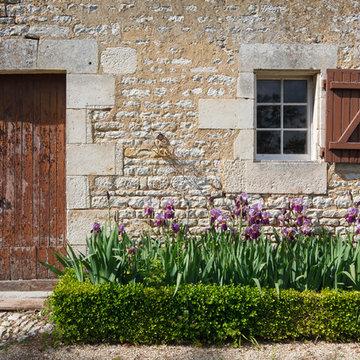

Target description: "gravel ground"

left=2, top=340, right=360, bottom=360
left=1, top=311, right=360, bottom=360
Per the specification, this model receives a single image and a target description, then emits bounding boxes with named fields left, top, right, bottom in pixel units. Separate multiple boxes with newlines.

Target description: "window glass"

left=283, top=106, right=307, bottom=128
left=257, top=106, right=281, bottom=128
left=284, top=80, right=307, bottom=103
left=257, top=80, right=281, bottom=103
left=283, top=131, right=307, bottom=154
left=257, top=131, right=281, bottom=154
left=256, top=77, right=311, bottom=159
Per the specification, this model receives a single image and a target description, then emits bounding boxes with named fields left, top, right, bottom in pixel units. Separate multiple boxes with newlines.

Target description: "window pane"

left=257, top=131, right=281, bottom=154
left=257, top=105, right=281, bottom=128
left=284, top=80, right=307, bottom=103
left=283, top=106, right=307, bottom=128
left=257, top=80, right=281, bottom=103
left=283, top=131, right=307, bottom=154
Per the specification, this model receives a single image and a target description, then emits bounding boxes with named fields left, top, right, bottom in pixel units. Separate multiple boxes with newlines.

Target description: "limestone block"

left=67, top=144, right=115, bottom=175
left=66, top=109, right=87, bottom=144
left=0, top=39, right=37, bottom=70
left=239, top=44, right=338, bottom=72
left=28, top=25, right=70, bottom=37
left=67, top=74, right=115, bottom=108
left=222, top=160, right=327, bottom=195
left=101, top=47, right=137, bottom=74
left=148, top=176, right=170, bottom=189
left=198, top=99, right=253, bottom=129
left=115, top=144, right=124, bottom=175
left=234, top=129, right=254, bottom=160
left=221, top=160, right=246, bottom=193
left=67, top=210, right=108, bottom=245
left=38, top=39, right=98, bottom=73
left=237, top=72, right=255, bottom=98
left=67, top=176, right=89, bottom=209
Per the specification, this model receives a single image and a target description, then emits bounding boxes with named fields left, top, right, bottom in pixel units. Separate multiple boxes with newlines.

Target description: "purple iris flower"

left=118, top=225, right=125, bottom=234
left=291, top=198, right=304, bottom=214
left=128, top=247, right=136, bottom=255
left=91, top=222, right=101, bottom=233
left=297, top=215, right=304, bottom=227
left=245, top=224, right=261, bottom=241
left=155, top=212, right=166, bottom=227
left=356, top=223, right=360, bottom=235
left=345, top=207, right=359, bottom=223
left=300, top=224, right=312, bottom=236
left=262, top=211, right=270, bottom=225
left=144, top=202, right=154, bottom=217
left=235, top=192, right=248, bottom=208
left=164, top=199, right=175, bottom=219
left=210, top=208, right=222, bottom=224
left=284, top=227, right=298, bottom=241
left=249, top=204, right=262, bottom=224
left=216, top=214, right=228, bottom=231
left=171, top=222, right=180, bottom=233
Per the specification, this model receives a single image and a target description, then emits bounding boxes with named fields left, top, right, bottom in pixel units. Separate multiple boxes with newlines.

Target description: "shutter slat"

left=330, top=81, right=360, bottom=90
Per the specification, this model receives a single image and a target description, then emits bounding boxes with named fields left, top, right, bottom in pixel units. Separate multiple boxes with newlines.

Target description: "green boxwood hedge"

left=49, top=271, right=360, bottom=344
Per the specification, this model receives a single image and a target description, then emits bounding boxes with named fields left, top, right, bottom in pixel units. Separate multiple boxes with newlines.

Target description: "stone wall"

left=1, top=0, right=360, bottom=245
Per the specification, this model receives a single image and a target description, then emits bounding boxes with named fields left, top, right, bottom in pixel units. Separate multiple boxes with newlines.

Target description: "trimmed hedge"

left=49, top=271, right=360, bottom=344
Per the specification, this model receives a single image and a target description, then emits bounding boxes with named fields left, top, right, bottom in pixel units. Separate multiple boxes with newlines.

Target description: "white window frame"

left=255, top=73, right=314, bottom=161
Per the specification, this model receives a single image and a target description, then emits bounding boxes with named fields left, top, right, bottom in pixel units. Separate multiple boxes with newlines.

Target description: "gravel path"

left=1, top=311, right=360, bottom=360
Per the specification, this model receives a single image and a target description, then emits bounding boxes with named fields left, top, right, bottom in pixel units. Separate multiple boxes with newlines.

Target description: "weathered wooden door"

left=0, top=74, right=66, bottom=280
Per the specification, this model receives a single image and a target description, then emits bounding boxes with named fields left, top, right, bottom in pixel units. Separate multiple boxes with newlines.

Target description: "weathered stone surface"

left=233, top=129, right=254, bottom=160
left=66, top=109, right=87, bottom=144
left=67, top=176, right=89, bottom=209
left=115, top=144, right=124, bottom=175
left=148, top=176, right=169, bottom=189
left=28, top=25, right=70, bottom=37
left=38, top=39, right=98, bottom=73
left=223, top=160, right=327, bottom=195
left=0, top=39, right=37, bottom=70
left=115, top=177, right=140, bottom=189
left=67, top=75, right=115, bottom=108
left=198, top=99, right=253, bottom=129
left=67, top=144, right=115, bottom=175
left=239, top=44, right=338, bottom=72
left=101, top=47, right=137, bottom=74
left=237, top=72, right=255, bottom=99
left=67, top=210, right=108, bottom=245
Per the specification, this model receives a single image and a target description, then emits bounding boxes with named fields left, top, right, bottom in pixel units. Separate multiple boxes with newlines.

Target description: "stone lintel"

left=38, top=39, right=98, bottom=74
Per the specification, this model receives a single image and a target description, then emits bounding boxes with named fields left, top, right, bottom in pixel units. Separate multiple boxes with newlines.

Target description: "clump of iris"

left=144, top=199, right=180, bottom=234
left=277, top=198, right=313, bottom=240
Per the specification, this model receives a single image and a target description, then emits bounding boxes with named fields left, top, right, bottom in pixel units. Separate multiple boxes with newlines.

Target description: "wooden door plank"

left=14, top=77, right=23, bottom=249
left=32, top=76, right=41, bottom=253
left=3, top=78, right=16, bottom=249
left=21, top=77, right=34, bottom=247
left=21, top=247, right=36, bottom=280
left=0, top=248, right=10, bottom=280
left=49, top=76, right=58, bottom=248
left=39, top=76, right=51, bottom=248
left=0, top=77, right=4, bottom=252
left=9, top=247, right=22, bottom=280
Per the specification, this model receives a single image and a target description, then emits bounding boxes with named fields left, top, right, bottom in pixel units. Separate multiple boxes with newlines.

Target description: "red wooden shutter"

left=325, top=69, right=360, bottom=163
